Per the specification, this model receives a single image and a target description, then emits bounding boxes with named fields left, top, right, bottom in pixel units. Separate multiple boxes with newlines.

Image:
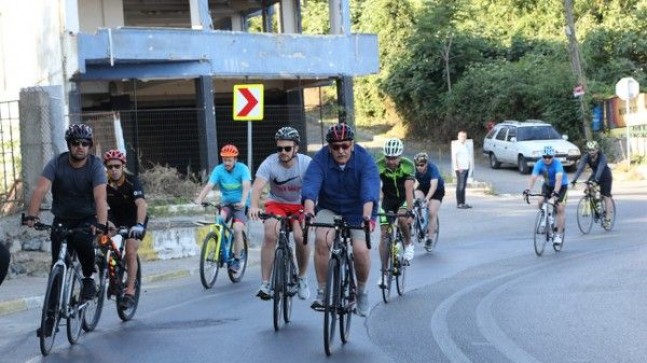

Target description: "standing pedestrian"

left=453, top=130, right=472, bottom=209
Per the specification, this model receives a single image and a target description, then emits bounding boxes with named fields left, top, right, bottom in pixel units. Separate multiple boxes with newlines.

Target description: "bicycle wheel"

left=283, top=254, right=296, bottom=324
left=117, top=255, right=141, bottom=321
left=533, top=210, right=547, bottom=256
left=66, top=265, right=84, bottom=345
left=381, top=236, right=393, bottom=304
left=601, top=198, right=617, bottom=231
left=576, top=196, right=594, bottom=234
left=323, top=257, right=339, bottom=356
left=395, top=241, right=406, bottom=296
left=272, top=248, right=284, bottom=331
left=40, top=265, right=63, bottom=356
left=200, top=232, right=220, bottom=288
left=228, top=231, right=249, bottom=282
left=339, top=258, right=353, bottom=344
left=83, top=254, right=106, bottom=332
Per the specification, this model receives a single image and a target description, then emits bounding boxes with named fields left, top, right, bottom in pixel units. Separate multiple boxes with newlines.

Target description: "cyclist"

left=103, top=149, right=148, bottom=309
left=25, top=124, right=109, bottom=303
left=413, top=152, right=445, bottom=251
left=375, top=138, right=415, bottom=286
left=523, top=145, right=569, bottom=245
left=571, top=140, right=613, bottom=228
left=195, top=144, right=251, bottom=273
left=249, top=127, right=312, bottom=300
left=302, top=123, right=380, bottom=317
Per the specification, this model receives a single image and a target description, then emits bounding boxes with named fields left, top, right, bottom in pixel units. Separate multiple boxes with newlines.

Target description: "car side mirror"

left=510, top=137, right=517, bottom=142
left=562, top=135, right=569, bottom=141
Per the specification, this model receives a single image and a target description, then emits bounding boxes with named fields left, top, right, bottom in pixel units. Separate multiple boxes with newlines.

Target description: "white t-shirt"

left=255, top=153, right=312, bottom=204
left=454, top=142, right=471, bottom=170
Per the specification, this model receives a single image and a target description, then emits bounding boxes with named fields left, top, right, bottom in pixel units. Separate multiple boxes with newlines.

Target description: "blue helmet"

left=543, top=145, right=555, bottom=157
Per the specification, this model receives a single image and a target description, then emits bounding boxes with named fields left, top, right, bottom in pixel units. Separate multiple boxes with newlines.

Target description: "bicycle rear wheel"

left=272, top=248, right=284, bottom=331
left=66, top=265, right=84, bottom=345
left=533, top=210, right=547, bottom=256
left=339, top=258, right=353, bottom=344
left=323, top=257, right=339, bottom=356
left=83, top=254, right=106, bottom=332
left=200, top=232, right=220, bottom=288
left=576, top=196, right=594, bottom=234
left=395, top=241, right=406, bottom=296
left=40, top=266, right=63, bottom=356
left=228, top=231, right=249, bottom=283
left=381, top=236, right=393, bottom=304
left=117, top=255, right=141, bottom=321
left=601, top=198, right=616, bottom=231
left=283, top=254, right=296, bottom=324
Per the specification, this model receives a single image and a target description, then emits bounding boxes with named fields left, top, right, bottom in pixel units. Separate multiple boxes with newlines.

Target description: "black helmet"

left=275, top=126, right=300, bottom=144
left=65, top=124, right=93, bottom=143
left=325, top=123, right=354, bottom=143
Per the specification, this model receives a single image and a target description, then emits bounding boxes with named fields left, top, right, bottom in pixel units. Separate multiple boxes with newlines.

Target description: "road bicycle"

left=258, top=212, right=301, bottom=331
left=411, top=198, right=440, bottom=252
left=377, top=211, right=409, bottom=303
left=22, top=215, right=89, bottom=356
left=197, top=202, right=249, bottom=289
left=304, top=216, right=371, bottom=356
left=82, top=226, right=142, bottom=331
left=575, top=180, right=616, bottom=234
left=524, top=193, right=563, bottom=256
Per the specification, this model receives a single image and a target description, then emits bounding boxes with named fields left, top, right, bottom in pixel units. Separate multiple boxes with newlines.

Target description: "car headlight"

left=568, top=149, right=580, bottom=156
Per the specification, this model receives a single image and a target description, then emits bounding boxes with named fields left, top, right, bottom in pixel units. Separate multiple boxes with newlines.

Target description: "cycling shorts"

left=264, top=201, right=303, bottom=221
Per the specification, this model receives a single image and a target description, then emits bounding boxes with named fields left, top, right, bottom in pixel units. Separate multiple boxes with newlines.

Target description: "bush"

left=138, top=164, right=201, bottom=206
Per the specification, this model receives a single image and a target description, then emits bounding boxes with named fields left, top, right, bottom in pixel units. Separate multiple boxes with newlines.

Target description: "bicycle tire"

left=323, top=257, right=339, bottom=356
left=533, top=210, right=546, bottom=256
left=228, top=231, right=249, bottom=283
left=272, top=248, right=284, bottom=331
left=339, top=257, right=353, bottom=344
left=40, top=265, right=63, bottom=356
left=576, top=196, right=594, bottom=234
left=601, top=197, right=617, bottom=231
left=200, top=232, right=220, bottom=288
left=66, top=265, right=84, bottom=345
left=381, top=235, right=393, bottom=304
left=83, top=255, right=106, bottom=332
left=283, top=253, right=296, bottom=324
left=395, top=241, right=406, bottom=296
left=117, top=255, right=141, bottom=321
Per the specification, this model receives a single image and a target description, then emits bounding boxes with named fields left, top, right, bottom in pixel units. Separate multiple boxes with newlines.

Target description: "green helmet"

left=586, top=140, right=599, bottom=152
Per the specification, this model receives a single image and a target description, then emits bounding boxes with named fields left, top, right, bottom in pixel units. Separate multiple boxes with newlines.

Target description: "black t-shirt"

left=107, top=174, right=146, bottom=227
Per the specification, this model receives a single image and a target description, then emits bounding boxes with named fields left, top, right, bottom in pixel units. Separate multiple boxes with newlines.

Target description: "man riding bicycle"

left=249, top=127, right=312, bottom=301
left=523, top=145, right=569, bottom=245
left=195, top=144, right=251, bottom=273
left=302, top=123, right=380, bottom=317
left=376, top=138, right=415, bottom=287
left=571, top=140, right=613, bottom=228
left=413, top=152, right=445, bottom=251
left=103, top=149, right=148, bottom=309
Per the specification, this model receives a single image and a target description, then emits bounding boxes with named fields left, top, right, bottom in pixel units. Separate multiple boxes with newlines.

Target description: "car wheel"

left=518, top=155, right=529, bottom=174
left=489, top=153, right=501, bottom=169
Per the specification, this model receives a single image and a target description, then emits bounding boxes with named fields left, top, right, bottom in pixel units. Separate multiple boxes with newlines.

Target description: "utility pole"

left=564, top=0, right=592, bottom=140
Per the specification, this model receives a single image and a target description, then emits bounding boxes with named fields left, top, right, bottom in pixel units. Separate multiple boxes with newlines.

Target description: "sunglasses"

left=106, top=164, right=122, bottom=170
left=276, top=146, right=293, bottom=153
left=416, top=163, right=426, bottom=167
left=330, top=142, right=352, bottom=152
left=70, top=140, right=91, bottom=147
left=543, top=155, right=553, bottom=159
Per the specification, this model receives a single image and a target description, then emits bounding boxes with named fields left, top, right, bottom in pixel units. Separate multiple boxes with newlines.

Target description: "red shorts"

left=264, top=201, right=303, bottom=221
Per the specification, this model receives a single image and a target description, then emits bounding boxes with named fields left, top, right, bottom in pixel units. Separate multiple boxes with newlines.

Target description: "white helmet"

left=383, top=138, right=404, bottom=157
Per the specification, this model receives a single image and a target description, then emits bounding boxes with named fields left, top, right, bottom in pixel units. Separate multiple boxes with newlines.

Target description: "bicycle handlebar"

left=303, top=216, right=372, bottom=249
left=21, top=213, right=96, bottom=234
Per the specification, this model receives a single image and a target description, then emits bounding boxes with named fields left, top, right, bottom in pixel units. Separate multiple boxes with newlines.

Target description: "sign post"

left=615, top=77, right=640, bottom=163
left=233, top=84, right=264, bottom=170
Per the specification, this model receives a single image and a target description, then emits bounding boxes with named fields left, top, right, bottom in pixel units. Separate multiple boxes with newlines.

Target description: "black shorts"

left=541, top=184, right=568, bottom=203
left=381, top=197, right=406, bottom=213
left=590, top=177, right=613, bottom=197
left=416, top=186, right=445, bottom=202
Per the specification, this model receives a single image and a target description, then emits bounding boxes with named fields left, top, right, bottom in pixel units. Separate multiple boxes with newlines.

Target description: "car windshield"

left=516, top=126, right=561, bottom=141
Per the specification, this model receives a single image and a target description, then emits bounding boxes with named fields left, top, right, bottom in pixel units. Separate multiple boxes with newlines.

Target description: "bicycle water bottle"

left=594, top=190, right=602, bottom=213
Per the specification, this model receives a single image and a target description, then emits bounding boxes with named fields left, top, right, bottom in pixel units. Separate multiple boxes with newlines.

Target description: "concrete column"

left=329, top=0, right=355, bottom=127
left=231, top=14, right=244, bottom=31
left=190, top=0, right=213, bottom=30
left=195, top=77, right=218, bottom=174
left=279, top=0, right=300, bottom=33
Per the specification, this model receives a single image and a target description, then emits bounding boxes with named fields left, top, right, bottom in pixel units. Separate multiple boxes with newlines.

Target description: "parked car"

left=483, top=120, right=581, bottom=174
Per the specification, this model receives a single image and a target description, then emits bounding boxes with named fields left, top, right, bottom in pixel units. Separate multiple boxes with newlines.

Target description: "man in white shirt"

left=453, top=130, right=472, bottom=209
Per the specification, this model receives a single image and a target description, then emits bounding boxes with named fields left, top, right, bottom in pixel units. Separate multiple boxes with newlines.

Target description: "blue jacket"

left=302, top=144, right=380, bottom=225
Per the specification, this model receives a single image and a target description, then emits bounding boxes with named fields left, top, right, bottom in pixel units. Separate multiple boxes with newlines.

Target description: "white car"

left=483, top=120, right=581, bottom=174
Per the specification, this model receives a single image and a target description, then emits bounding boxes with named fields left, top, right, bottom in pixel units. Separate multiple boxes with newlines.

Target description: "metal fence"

left=0, top=100, right=22, bottom=216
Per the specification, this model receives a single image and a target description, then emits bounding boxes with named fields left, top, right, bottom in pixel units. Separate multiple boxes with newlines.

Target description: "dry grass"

left=139, top=164, right=201, bottom=205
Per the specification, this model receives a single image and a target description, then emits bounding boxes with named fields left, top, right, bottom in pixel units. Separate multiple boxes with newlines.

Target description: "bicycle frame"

left=524, top=193, right=562, bottom=256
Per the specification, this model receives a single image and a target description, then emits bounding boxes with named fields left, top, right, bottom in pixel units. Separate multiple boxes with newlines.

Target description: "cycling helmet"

left=275, top=127, right=300, bottom=144
left=103, top=149, right=126, bottom=164
left=543, top=145, right=556, bottom=157
left=383, top=138, right=404, bottom=157
left=65, top=124, right=93, bottom=143
left=414, top=152, right=429, bottom=164
left=325, top=123, right=354, bottom=143
left=220, top=144, right=239, bottom=157
left=586, top=140, right=599, bottom=151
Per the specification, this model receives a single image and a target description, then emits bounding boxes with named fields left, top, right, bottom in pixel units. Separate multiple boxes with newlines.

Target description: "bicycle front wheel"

left=283, top=254, right=296, bottom=324
left=339, top=258, right=353, bottom=344
left=66, top=265, right=84, bottom=345
left=533, top=210, right=547, bottom=256
left=323, top=257, right=340, bottom=356
left=228, top=231, right=249, bottom=283
left=116, top=255, right=141, bottom=321
left=576, top=196, right=594, bottom=234
left=395, top=242, right=406, bottom=296
left=272, top=248, right=284, bottom=332
left=602, top=198, right=617, bottom=231
left=200, top=232, right=221, bottom=288
left=40, top=265, right=64, bottom=356
left=83, top=254, right=106, bottom=332
left=381, top=237, right=393, bottom=304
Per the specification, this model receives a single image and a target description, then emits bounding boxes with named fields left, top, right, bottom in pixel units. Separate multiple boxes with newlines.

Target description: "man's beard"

left=70, top=152, right=87, bottom=161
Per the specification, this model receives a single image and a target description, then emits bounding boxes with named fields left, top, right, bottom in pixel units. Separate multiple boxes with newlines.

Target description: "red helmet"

left=220, top=144, right=239, bottom=157
left=103, top=149, right=126, bottom=164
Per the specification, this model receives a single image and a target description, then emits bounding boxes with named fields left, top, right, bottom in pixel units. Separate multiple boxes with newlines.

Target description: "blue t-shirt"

left=532, top=159, right=569, bottom=186
left=207, top=162, right=251, bottom=205
left=415, top=161, right=445, bottom=191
